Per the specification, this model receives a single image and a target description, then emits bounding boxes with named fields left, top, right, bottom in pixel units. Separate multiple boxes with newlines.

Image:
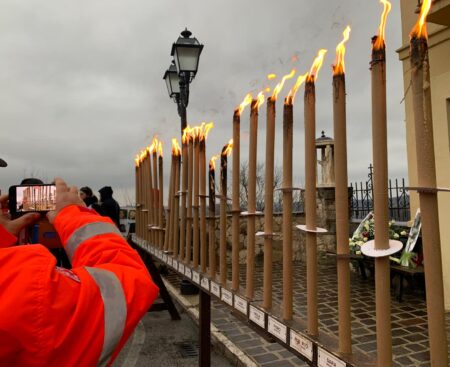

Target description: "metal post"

left=199, top=289, right=211, bottom=367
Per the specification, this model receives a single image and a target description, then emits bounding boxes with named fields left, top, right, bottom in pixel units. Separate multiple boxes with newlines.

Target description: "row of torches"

left=134, top=1, right=447, bottom=365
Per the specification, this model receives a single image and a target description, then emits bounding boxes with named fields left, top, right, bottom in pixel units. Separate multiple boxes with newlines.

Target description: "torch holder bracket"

left=230, top=209, right=242, bottom=214
left=360, top=239, right=403, bottom=258
left=274, top=187, right=304, bottom=193
left=163, top=250, right=174, bottom=255
left=255, top=231, right=278, bottom=239
left=177, top=190, right=188, bottom=195
left=240, top=211, right=264, bottom=217
left=405, top=186, right=450, bottom=194
left=141, top=209, right=149, bottom=213
left=198, top=194, right=209, bottom=198
left=216, top=194, right=232, bottom=201
left=296, top=225, right=327, bottom=234
left=136, top=204, right=143, bottom=208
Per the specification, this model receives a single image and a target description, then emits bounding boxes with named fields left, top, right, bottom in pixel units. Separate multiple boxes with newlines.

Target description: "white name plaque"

left=210, top=282, right=221, bottom=298
left=221, top=288, right=233, bottom=306
left=249, top=306, right=266, bottom=328
left=184, top=267, right=192, bottom=279
left=200, top=277, right=210, bottom=291
left=233, top=295, right=248, bottom=315
left=162, top=254, right=167, bottom=263
left=167, top=257, right=173, bottom=267
left=290, top=330, right=313, bottom=361
left=318, top=348, right=346, bottom=367
left=172, top=260, right=178, bottom=269
left=192, top=271, right=200, bottom=284
left=268, top=316, right=287, bottom=343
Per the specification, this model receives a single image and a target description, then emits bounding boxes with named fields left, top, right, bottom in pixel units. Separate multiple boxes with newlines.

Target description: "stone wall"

left=213, top=187, right=338, bottom=264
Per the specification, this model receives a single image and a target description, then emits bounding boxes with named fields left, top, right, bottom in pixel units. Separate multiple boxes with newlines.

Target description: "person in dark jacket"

left=79, top=186, right=100, bottom=211
left=98, top=186, right=120, bottom=227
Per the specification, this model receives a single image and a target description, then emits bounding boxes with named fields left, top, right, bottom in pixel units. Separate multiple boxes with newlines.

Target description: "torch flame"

left=410, top=0, right=432, bottom=39
left=286, top=73, right=308, bottom=105
left=148, top=136, right=159, bottom=155
left=271, top=68, right=296, bottom=101
left=158, top=141, right=163, bottom=157
left=201, top=122, right=214, bottom=141
left=333, top=25, right=351, bottom=76
left=222, top=139, right=233, bottom=157
left=134, top=154, right=140, bottom=167
left=373, top=0, right=392, bottom=50
left=139, top=149, right=147, bottom=163
left=171, top=138, right=181, bottom=156
left=237, top=93, right=253, bottom=116
left=307, top=49, right=327, bottom=83
left=192, top=125, right=202, bottom=141
left=182, top=125, right=192, bottom=144
left=255, top=91, right=265, bottom=110
left=209, top=154, right=220, bottom=170
left=265, top=87, right=271, bottom=93
left=267, top=73, right=276, bottom=80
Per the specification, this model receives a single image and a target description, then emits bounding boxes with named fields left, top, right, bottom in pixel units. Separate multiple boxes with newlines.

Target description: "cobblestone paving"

left=164, top=260, right=450, bottom=366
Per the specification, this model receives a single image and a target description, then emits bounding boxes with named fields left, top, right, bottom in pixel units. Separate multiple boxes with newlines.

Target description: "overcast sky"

left=0, top=0, right=408, bottom=205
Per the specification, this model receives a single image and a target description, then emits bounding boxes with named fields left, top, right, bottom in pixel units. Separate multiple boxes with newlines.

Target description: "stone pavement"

left=113, top=302, right=234, bottom=367
left=162, top=259, right=450, bottom=367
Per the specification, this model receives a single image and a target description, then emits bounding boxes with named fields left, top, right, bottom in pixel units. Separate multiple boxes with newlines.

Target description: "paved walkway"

left=113, top=302, right=234, bottom=367
left=163, top=259, right=450, bottom=367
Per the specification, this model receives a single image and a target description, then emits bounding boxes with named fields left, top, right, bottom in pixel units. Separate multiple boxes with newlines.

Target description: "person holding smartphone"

left=0, top=177, right=159, bottom=366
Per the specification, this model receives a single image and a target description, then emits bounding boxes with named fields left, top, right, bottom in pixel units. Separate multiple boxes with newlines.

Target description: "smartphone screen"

left=14, top=184, right=57, bottom=213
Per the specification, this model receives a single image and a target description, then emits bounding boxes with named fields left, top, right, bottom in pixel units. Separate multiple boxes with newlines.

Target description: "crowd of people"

left=79, top=185, right=121, bottom=227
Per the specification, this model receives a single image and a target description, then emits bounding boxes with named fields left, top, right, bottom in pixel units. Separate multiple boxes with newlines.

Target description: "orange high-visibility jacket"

left=0, top=205, right=159, bottom=367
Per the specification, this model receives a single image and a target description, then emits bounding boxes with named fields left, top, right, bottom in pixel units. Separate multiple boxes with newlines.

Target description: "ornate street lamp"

left=163, top=28, right=204, bottom=135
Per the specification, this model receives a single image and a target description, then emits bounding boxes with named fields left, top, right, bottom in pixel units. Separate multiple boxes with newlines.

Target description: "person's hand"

left=47, top=177, right=86, bottom=224
left=0, top=195, right=40, bottom=237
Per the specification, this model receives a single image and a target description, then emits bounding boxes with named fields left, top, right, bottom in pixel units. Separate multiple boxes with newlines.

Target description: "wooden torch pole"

left=410, top=32, right=448, bottom=366
left=333, top=26, right=352, bottom=354
left=263, top=98, right=275, bottom=310
left=282, top=100, right=294, bottom=320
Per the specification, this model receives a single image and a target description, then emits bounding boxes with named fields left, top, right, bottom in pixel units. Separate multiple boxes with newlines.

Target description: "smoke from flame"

left=307, top=49, right=327, bottom=83
left=222, top=139, right=233, bottom=157
left=333, top=26, right=351, bottom=76
left=410, top=0, right=432, bottom=39
left=209, top=154, right=220, bottom=170
left=271, top=69, right=296, bottom=101
left=373, top=0, right=391, bottom=50
left=171, top=138, right=181, bottom=156
left=237, top=93, right=253, bottom=116
left=286, top=73, right=308, bottom=105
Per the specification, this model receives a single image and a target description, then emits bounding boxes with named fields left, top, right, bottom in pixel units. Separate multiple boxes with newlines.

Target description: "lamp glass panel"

left=174, top=47, right=200, bottom=73
left=169, top=72, right=180, bottom=94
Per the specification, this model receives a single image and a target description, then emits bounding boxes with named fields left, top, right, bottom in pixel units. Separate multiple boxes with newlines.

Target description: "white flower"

left=393, top=233, right=399, bottom=239
left=400, top=230, right=407, bottom=236
left=363, top=237, right=368, bottom=242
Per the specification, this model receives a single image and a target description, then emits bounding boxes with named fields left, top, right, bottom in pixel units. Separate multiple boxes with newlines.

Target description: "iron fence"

left=350, top=164, right=410, bottom=222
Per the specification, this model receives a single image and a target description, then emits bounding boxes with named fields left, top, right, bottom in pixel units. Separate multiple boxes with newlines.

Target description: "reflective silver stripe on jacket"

left=65, top=222, right=122, bottom=261
left=85, top=267, right=127, bottom=367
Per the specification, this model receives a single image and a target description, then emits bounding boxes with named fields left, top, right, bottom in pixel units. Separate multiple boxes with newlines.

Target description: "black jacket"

left=98, top=186, right=120, bottom=227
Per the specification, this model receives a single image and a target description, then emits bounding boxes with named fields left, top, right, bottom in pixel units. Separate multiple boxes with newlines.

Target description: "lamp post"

left=163, top=28, right=204, bottom=136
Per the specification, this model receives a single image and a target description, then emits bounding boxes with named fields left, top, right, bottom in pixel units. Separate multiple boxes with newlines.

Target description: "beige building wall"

left=398, top=0, right=450, bottom=310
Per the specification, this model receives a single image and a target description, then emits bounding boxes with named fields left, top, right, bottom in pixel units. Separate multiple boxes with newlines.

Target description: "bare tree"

left=238, top=160, right=282, bottom=211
